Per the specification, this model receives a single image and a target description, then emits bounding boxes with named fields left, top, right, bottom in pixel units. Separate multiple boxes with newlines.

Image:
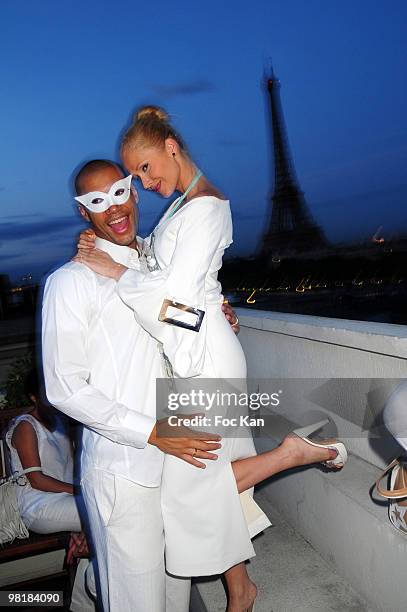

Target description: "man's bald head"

left=75, top=159, right=124, bottom=196
left=74, top=159, right=138, bottom=248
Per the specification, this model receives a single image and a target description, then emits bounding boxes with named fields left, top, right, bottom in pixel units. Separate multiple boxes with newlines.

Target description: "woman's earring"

left=172, top=152, right=176, bottom=158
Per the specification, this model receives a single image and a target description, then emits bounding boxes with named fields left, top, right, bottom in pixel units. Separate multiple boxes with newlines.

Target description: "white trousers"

left=384, top=381, right=407, bottom=451
left=25, top=492, right=83, bottom=533
left=81, top=469, right=190, bottom=612
left=24, top=493, right=95, bottom=612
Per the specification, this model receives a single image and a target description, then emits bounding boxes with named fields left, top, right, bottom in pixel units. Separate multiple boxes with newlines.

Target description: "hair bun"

left=135, top=105, right=169, bottom=124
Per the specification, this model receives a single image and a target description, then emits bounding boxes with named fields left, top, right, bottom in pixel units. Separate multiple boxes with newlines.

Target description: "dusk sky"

left=1, top=0, right=406, bottom=282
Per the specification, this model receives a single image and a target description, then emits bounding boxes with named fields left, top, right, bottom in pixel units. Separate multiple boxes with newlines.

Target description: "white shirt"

left=42, top=237, right=163, bottom=486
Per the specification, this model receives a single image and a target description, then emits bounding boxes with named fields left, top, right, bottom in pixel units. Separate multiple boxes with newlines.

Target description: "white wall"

left=237, top=309, right=407, bottom=467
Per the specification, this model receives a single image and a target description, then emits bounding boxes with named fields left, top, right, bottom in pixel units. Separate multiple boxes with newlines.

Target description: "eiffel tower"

left=262, top=67, right=328, bottom=259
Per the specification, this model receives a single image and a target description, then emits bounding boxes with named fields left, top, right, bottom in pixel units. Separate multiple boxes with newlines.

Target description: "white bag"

left=0, top=440, right=42, bottom=545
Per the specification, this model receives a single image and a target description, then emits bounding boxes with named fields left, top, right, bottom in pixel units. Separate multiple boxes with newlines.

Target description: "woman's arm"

left=116, top=199, right=231, bottom=376
left=11, top=421, right=74, bottom=494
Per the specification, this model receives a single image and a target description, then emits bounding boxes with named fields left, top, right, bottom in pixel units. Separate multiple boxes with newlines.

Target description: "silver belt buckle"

left=158, top=299, right=205, bottom=332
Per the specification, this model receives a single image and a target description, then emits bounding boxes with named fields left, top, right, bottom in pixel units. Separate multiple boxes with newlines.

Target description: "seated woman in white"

left=5, top=369, right=95, bottom=612
left=76, top=108, right=347, bottom=612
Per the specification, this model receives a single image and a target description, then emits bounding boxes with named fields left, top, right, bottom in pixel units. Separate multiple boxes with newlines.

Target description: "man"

left=42, top=160, right=234, bottom=612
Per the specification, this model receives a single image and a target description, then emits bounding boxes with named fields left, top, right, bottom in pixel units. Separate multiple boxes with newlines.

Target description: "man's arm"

left=42, top=267, right=155, bottom=448
left=42, top=266, right=222, bottom=467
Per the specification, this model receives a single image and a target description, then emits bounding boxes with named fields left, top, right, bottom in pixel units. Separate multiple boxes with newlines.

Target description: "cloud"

left=0, top=214, right=85, bottom=241
left=0, top=252, right=25, bottom=262
left=1, top=213, right=41, bottom=220
left=313, top=183, right=407, bottom=210
left=149, top=79, right=216, bottom=98
left=28, top=233, right=78, bottom=247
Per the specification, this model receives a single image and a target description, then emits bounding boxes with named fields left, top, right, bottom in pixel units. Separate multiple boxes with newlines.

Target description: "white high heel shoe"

left=292, top=418, right=348, bottom=469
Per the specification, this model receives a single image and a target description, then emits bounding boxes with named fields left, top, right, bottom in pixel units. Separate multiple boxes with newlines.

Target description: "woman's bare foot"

left=280, top=433, right=339, bottom=468
left=226, top=579, right=257, bottom=612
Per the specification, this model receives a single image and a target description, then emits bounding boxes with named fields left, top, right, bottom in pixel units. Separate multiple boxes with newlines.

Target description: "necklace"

left=160, top=169, right=203, bottom=228
left=143, top=169, right=203, bottom=272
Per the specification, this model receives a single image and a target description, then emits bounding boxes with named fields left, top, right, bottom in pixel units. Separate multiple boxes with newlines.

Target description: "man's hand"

left=148, top=417, right=222, bottom=469
left=222, top=300, right=240, bottom=334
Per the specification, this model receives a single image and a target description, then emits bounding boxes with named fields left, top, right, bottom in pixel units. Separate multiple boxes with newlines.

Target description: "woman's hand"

left=78, top=228, right=96, bottom=251
left=72, top=248, right=128, bottom=280
left=222, top=301, right=240, bottom=334
left=67, top=531, right=89, bottom=564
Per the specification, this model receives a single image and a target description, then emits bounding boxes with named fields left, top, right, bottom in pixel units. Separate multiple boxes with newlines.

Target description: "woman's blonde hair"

left=121, top=105, right=186, bottom=153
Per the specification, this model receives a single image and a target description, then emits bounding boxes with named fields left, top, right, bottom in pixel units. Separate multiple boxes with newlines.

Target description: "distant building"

left=261, top=67, right=328, bottom=261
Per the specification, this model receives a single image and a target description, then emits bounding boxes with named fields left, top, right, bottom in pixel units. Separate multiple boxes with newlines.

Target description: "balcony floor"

left=191, top=490, right=372, bottom=612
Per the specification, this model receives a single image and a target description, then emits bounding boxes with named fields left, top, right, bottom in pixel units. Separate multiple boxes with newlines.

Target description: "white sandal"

left=375, top=458, right=407, bottom=534
left=292, top=419, right=348, bottom=469
left=375, top=458, right=407, bottom=499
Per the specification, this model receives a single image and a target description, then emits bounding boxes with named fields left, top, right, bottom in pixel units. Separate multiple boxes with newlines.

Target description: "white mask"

left=75, top=175, right=138, bottom=213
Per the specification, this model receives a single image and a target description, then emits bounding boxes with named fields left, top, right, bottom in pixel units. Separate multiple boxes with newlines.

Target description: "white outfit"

left=117, top=196, right=264, bottom=576
left=6, top=414, right=95, bottom=612
left=384, top=381, right=407, bottom=451
left=42, top=247, right=189, bottom=612
left=42, top=251, right=162, bottom=486
left=6, top=414, right=75, bottom=531
left=81, top=469, right=189, bottom=612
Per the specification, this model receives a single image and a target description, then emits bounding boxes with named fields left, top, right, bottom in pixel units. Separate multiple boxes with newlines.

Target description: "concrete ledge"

left=253, top=428, right=407, bottom=612
left=236, top=308, right=407, bottom=359
left=236, top=309, right=407, bottom=468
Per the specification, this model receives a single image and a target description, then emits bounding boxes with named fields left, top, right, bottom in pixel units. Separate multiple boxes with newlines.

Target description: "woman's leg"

left=224, top=563, right=257, bottom=612
left=26, top=492, right=82, bottom=533
left=232, top=434, right=338, bottom=493
left=222, top=437, right=338, bottom=610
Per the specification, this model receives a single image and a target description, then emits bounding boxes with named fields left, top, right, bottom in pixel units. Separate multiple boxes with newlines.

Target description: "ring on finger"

left=231, top=315, right=239, bottom=327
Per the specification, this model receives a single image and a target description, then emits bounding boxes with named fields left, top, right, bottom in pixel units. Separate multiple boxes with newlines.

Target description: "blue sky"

left=1, top=0, right=406, bottom=282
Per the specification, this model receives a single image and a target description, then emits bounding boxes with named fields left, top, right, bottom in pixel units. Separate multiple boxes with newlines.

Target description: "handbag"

left=0, top=439, right=42, bottom=545
left=375, top=456, right=407, bottom=535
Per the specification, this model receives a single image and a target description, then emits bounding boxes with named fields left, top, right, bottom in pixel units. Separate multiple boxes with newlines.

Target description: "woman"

left=5, top=369, right=95, bottom=612
left=76, top=106, right=347, bottom=612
